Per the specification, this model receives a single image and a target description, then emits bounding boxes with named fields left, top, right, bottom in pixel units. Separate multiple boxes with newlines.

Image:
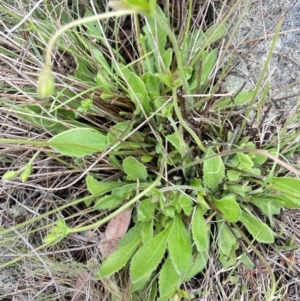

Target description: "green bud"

left=37, top=66, right=54, bottom=99
left=2, top=170, right=18, bottom=180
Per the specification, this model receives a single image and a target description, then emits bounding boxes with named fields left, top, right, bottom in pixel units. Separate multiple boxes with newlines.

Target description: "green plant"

left=1, top=0, right=300, bottom=300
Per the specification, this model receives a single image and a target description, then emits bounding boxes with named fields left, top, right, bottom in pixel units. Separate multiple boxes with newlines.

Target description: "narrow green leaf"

left=158, top=256, right=180, bottom=301
left=127, top=72, right=151, bottom=115
left=130, top=226, right=170, bottom=290
left=123, top=156, right=148, bottom=180
left=240, top=211, right=274, bottom=243
left=200, top=49, right=218, bottom=84
left=168, top=214, right=192, bottom=275
left=49, top=128, right=108, bottom=157
left=203, top=148, right=225, bottom=191
left=162, top=48, right=173, bottom=70
left=96, top=235, right=141, bottom=278
left=192, top=206, right=209, bottom=252
left=213, top=194, right=241, bottom=222
left=270, top=177, right=300, bottom=199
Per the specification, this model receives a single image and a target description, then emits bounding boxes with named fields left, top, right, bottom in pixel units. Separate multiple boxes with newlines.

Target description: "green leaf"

left=130, top=226, right=170, bottom=290
left=203, top=148, right=225, bottom=192
left=166, top=133, right=188, bottom=157
left=96, top=235, right=141, bottom=278
left=213, top=194, right=241, bottom=222
left=200, top=49, right=218, bottom=85
left=162, top=48, right=173, bottom=70
left=182, top=249, right=209, bottom=282
left=94, top=195, right=124, bottom=210
left=49, top=128, right=108, bottom=157
left=127, top=72, right=151, bottom=116
left=192, top=206, right=209, bottom=252
left=250, top=197, right=283, bottom=223
left=217, top=220, right=238, bottom=257
left=86, top=175, right=121, bottom=195
left=158, top=256, right=180, bottom=301
left=123, top=156, right=148, bottom=180
left=44, top=218, right=70, bottom=246
left=141, top=220, right=154, bottom=243
left=240, top=211, right=274, bottom=243
left=234, top=90, right=255, bottom=105
left=230, top=153, right=254, bottom=169
left=204, top=23, right=227, bottom=44
left=270, top=177, right=300, bottom=199
left=138, top=198, right=157, bottom=222
left=168, top=214, right=192, bottom=275
left=177, top=193, right=193, bottom=216
left=107, top=120, right=134, bottom=150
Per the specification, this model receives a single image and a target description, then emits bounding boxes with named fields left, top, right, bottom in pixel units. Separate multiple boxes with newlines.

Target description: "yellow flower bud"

left=37, top=66, right=54, bottom=99
left=2, top=170, right=18, bottom=180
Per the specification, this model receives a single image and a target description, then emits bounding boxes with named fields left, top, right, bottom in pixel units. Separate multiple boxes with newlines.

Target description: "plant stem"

left=44, top=10, right=135, bottom=68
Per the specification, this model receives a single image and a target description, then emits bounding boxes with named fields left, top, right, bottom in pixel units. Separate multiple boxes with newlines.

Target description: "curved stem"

left=44, top=9, right=135, bottom=67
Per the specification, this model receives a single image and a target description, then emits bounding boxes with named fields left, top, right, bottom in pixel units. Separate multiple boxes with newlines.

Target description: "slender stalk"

left=44, top=10, right=135, bottom=68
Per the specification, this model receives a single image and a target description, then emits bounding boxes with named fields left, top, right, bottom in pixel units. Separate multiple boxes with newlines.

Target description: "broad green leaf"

left=96, top=235, right=141, bottom=278
left=269, top=177, right=300, bottom=199
left=203, top=148, right=225, bottom=192
left=250, top=197, right=283, bottom=224
left=234, top=90, right=255, bottom=105
left=127, top=72, right=151, bottom=116
left=166, top=133, right=188, bottom=157
left=230, top=153, right=254, bottom=169
left=94, top=194, right=123, bottom=210
left=168, top=214, right=192, bottom=275
left=270, top=193, right=300, bottom=209
left=192, top=206, right=209, bottom=252
left=86, top=175, right=121, bottom=195
left=213, top=194, right=241, bottom=222
left=240, top=211, right=274, bottom=243
left=178, top=193, right=193, bottom=216
left=145, top=73, right=160, bottom=99
left=138, top=198, right=157, bottom=222
left=217, top=220, right=238, bottom=257
left=123, top=156, right=148, bottom=180
left=49, top=128, right=108, bottom=157
left=158, top=256, right=180, bottom=301
left=130, top=226, right=170, bottom=290
left=227, top=170, right=240, bottom=181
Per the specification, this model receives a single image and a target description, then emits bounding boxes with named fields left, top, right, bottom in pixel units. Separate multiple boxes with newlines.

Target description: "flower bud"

left=2, top=170, right=18, bottom=180
left=37, top=66, right=54, bottom=99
